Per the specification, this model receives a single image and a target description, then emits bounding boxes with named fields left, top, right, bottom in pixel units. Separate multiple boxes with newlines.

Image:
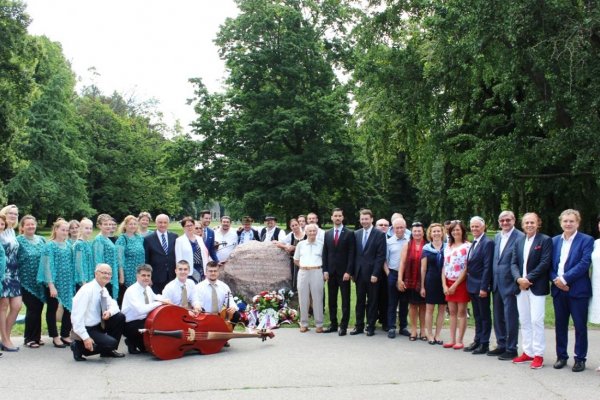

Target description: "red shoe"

left=530, top=356, right=544, bottom=369
left=443, top=342, right=455, bottom=349
left=452, top=343, right=464, bottom=350
left=512, top=353, right=534, bottom=364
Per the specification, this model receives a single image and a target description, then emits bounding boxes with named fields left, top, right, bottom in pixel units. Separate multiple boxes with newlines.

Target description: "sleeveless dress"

left=37, top=241, right=75, bottom=311
left=93, top=234, right=119, bottom=298
left=16, top=234, right=47, bottom=302
left=422, top=242, right=447, bottom=305
left=73, top=239, right=94, bottom=283
left=115, top=233, right=146, bottom=287
left=403, top=240, right=426, bottom=304
left=588, top=239, right=600, bottom=323
left=443, top=242, right=471, bottom=303
left=0, top=228, right=21, bottom=297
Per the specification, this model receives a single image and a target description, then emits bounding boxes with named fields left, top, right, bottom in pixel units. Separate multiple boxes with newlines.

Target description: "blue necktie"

left=161, top=233, right=168, bottom=254
left=362, top=230, right=369, bottom=250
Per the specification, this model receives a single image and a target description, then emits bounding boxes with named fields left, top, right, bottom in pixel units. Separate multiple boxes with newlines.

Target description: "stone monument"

left=221, top=241, right=293, bottom=302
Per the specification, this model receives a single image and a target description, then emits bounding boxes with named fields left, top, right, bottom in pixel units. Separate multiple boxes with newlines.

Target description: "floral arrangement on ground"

left=234, top=288, right=298, bottom=329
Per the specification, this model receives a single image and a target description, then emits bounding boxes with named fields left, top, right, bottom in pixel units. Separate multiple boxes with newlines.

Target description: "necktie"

left=203, top=228, right=208, bottom=243
left=210, top=283, right=219, bottom=313
left=362, top=230, right=369, bottom=250
left=100, top=290, right=108, bottom=329
left=143, top=288, right=149, bottom=304
left=468, top=240, right=478, bottom=259
left=181, top=284, right=189, bottom=308
left=161, top=233, right=168, bottom=254
left=334, top=229, right=339, bottom=246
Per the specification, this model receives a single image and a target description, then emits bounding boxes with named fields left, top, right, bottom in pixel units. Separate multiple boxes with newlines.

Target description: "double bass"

left=140, top=305, right=274, bottom=360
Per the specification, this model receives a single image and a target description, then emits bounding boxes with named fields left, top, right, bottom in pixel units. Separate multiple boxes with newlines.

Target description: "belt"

left=299, top=266, right=322, bottom=270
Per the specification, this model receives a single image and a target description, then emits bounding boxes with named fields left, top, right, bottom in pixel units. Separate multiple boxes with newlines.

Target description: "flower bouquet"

left=245, top=288, right=298, bottom=328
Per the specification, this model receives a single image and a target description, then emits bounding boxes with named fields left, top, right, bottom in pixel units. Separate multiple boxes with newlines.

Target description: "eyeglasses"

left=194, top=227, right=203, bottom=230
left=97, top=271, right=112, bottom=276
left=498, top=218, right=513, bottom=223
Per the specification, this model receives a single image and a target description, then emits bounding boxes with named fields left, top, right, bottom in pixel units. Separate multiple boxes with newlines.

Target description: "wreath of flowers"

left=236, top=288, right=298, bottom=328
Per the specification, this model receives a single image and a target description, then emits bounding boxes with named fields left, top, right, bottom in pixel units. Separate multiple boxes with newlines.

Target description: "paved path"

left=2, top=327, right=600, bottom=399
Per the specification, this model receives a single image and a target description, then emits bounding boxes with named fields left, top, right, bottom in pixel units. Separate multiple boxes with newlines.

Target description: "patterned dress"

left=0, top=228, right=21, bottom=297
left=115, top=233, right=145, bottom=287
left=73, top=239, right=94, bottom=283
left=16, top=234, right=47, bottom=302
left=93, top=234, right=119, bottom=298
left=37, top=241, right=75, bottom=311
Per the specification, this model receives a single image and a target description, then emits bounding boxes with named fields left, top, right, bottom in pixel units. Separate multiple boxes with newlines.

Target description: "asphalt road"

left=2, top=327, right=600, bottom=399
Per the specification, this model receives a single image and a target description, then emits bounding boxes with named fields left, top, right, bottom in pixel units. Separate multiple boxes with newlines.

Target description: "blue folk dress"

left=0, top=228, right=21, bottom=298
left=16, top=234, right=47, bottom=302
left=115, top=233, right=145, bottom=287
left=37, top=241, right=75, bottom=311
left=93, top=234, right=119, bottom=298
left=73, top=239, right=94, bottom=284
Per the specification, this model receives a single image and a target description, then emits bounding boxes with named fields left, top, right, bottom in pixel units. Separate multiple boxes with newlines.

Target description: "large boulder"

left=221, top=241, right=293, bottom=302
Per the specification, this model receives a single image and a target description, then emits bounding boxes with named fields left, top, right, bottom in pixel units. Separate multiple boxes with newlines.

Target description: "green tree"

left=7, top=36, right=93, bottom=222
left=0, top=0, right=39, bottom=200
left=190, top=0, right=363, bottom=221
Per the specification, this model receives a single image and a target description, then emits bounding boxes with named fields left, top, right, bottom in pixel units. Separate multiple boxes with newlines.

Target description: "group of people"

left=287, top=208, right=600, bottom=374
left=1, top=205, right=599, bottom=374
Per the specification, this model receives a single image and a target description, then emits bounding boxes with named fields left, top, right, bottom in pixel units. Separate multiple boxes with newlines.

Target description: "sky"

left=24, top=0, right=239, bottom=133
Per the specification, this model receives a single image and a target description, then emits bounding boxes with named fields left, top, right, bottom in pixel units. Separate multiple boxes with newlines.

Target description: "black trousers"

left=470, top=293, right=492, bottom=345
left=387, top=270, right=409, bottom=330
left=355, top=278, right=379, bottom=331
left=46, top=293, right=72, bottom=338
left=327, top=275, right=351, bottom=329
left=377, top=275, right=388, bottom=329
left=124, top=319, right=147, bottom=351
left=78, top=312, right=125, bottom=356
left=22, top=288, right=44, bottom=343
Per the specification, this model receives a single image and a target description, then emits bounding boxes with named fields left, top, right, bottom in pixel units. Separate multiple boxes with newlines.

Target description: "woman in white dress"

left=589, top=217, right=600, bottom=371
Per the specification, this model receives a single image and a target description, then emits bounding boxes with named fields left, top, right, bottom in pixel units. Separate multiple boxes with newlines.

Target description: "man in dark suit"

left=351, top=209, right=386, bottom=336
left=510, top=212, right=552, bottom=369
left=322, top=208, right=355, bottom=336
left=488, top=211, right=524, bottom=360
left=143, top=214, right=178, bottom=294
left=200, top=210, right=220, bottom=263
left=550, top=209, right=594, bottom=372
left=465, top=216, right=494, bottom=355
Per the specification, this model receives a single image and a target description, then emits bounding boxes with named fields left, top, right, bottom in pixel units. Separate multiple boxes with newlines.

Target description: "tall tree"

left=190, top=0, right=363, bottom=221
left=0, top=0, right=39, bottom=201
left=7, top=36, right=93, bottom=222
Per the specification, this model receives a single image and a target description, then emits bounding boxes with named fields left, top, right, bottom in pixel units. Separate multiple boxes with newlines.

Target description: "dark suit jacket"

left=203, top=227, right=219, bottom=262
left=550, top=232, right=594, bottom=298
left=237, top=228, right=260, bottom=243
left=510, top=233, right=552, bottom=296
left=144, top=230, right=178, bottom=284
left=322, top=226, right=355, bottom=278
left=353, top=228, right=386, bottom=282
left=466, top=234, right=494, bottom=294
left=492, top=229, right=524, bottom=296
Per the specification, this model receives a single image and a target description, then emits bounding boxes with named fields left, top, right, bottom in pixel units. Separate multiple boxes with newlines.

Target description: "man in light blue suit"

left=551, top=209, right=594, bottom=372
left=488, top=211, right=524, bottom=360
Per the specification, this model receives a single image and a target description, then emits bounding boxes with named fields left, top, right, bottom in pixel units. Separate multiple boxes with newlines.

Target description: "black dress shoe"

left=323, top=326, right=338, bottom=333
left=472, top=344, right=489, bottom=355
left=498, top=351, right=518, bottom=361
left=387, top=329, right=396, bottom=339
left=399, top=328, right=411, bottom=337
left=125, top=339, right=141, bottom=354
left=553, top=358, right=568, bottom=369
left=338, top=328, right=347, bottom=336
left=486, top=347, right=506, bottom=356
left=464, top=342, right=479, bottom=352
left=349, top=328, right=364, bottom=335
left=572, top=360, right=585, bottom=372
left=101, top=350, right=125, bottom=358
left=366, top=330, right=375, bottom=336
left=70, top=341, right=86, bottom=362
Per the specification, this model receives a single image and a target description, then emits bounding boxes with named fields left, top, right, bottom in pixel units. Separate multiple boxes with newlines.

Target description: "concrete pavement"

left=1, top=327, right=600, bottom=399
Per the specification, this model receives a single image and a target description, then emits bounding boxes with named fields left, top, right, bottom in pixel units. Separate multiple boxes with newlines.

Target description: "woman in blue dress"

left=420, top=223, right=447, bottom=345
left=138, top=211, right=154, bottom=237
left=115, top=215, right=145, bottom=305
left=93, top=214, right=119, bottom=298
left=17, top=215, right=47, bottom=348
left=67, top=219, right=80, bottom=247
left=0, top=205, right=22, bottom=352
left=38, top=219, right=76, bottom=348
left=73, top=218, right=94, bottom=284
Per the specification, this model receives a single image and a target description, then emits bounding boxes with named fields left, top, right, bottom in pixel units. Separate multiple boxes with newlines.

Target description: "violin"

left=140, top=304, right=274, bottom=360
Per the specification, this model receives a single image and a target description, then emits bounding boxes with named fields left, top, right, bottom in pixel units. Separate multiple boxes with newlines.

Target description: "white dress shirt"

left=193, top=279, right=237, bottom=313
left=262, top=226, right=286, bottom=242
left=214, top=229, right=238, bottom=261
left=499, top=227, right=515, bottom=257
left=121, top=281, right=163, bottom=322
left=293, top=240, right=323, bottom=267
left=557, top=231, right=577, bottom=283
left=71, top=280, right=120, bottom=341
left=162, top=278, right=196, bottom=307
